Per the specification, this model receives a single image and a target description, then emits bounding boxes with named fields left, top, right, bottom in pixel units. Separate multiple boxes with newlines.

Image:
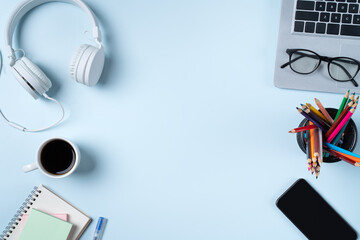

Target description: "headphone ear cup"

left=69, top=44, right=88, bottom=83
left=69, top=44, right=104, bottom=86
left=21, top=57, right=52, bottom=92
left=11, top=57, right=52, bottom=98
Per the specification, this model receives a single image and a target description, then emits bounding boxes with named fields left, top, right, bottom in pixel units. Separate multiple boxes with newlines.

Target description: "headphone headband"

left=5, top=0, right=102, bottom=64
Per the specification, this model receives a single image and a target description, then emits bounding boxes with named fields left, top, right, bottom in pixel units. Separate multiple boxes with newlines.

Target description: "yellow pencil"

left=306, top=103, right=329, bottom=123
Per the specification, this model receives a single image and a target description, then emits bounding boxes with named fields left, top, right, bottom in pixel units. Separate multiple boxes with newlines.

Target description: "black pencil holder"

left=297, top=108, right=358, bottom=163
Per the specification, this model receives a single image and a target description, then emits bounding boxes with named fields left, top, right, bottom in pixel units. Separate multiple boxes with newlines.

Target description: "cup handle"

left=22, top=162, right=38, bottom=173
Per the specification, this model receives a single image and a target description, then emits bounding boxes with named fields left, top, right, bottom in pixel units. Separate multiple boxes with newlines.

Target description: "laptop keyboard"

left=294, top=0, right=360, bottom=37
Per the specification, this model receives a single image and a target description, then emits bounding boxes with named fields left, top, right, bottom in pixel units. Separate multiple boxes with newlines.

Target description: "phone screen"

left=276, top=179, right=357, bottom=240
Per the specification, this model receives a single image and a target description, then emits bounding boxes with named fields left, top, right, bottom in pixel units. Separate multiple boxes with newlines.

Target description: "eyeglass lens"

left=329, top=58, right=358, bottom=81
left=290, top=50, right=320, bottom=74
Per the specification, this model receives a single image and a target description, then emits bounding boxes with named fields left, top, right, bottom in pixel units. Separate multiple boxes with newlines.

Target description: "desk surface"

left=1, top=0, right=360, bottom=239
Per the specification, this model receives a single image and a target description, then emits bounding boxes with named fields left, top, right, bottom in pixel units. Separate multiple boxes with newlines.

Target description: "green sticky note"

left=19, top=209, right=72, bottom=240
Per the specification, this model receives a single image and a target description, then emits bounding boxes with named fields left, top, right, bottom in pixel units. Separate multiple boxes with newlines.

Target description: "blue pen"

left=93, top=217, right=107, bottom=240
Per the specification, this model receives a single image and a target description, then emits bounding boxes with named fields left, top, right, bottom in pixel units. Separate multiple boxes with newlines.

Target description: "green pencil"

left=334, top=90, right=350, bottom=121
left=332, top=121, right=348, bottom=146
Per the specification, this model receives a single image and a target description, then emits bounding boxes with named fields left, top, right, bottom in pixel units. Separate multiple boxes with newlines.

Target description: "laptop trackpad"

left=338, top=44, right=360, bottom=90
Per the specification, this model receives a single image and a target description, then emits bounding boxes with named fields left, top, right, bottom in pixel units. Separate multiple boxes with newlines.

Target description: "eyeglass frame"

left=281, top=48, right=359, bottom=87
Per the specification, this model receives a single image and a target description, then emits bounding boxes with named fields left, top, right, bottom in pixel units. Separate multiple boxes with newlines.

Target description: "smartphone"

left=276, top=179, right=357, bottom=240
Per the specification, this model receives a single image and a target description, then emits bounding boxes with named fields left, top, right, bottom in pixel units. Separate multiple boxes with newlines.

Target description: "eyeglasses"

left=281, top=49, right=359, bottom=87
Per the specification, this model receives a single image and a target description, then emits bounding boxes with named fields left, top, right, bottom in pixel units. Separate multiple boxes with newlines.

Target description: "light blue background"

left=1, top=0, right=360, bottom=239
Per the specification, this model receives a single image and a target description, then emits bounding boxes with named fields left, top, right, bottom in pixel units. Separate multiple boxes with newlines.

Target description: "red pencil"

left=289, top=125, right=317, bottom=133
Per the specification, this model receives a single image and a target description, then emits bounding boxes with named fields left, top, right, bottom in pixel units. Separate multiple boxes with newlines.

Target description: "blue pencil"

left=324, top=142, right=360, bottom=159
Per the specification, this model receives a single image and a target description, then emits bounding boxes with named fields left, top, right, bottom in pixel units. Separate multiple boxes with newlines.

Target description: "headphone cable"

left=0, top=50, right=65, bottom=132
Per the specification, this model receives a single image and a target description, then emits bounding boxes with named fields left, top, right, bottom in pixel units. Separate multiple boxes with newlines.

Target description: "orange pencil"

left=324, top=148, right=360, bottom=166
left=310, top=122, right=316, bottom=169
left=314, top=98, right=333, bottom=124
left=332, top=150, right=360, bottom=163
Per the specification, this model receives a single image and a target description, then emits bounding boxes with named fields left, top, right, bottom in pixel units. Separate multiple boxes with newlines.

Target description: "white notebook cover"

left=1, top=185, right=91, bottom=240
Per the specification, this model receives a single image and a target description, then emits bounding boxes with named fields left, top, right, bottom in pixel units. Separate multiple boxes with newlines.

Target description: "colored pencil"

left=304, top=108, right=331, bottom=128
left=325, top=101, right=353, bottom=138
left=312, top=158, right=317, bottom=168
left=315, top=165, right=320, bottom=179
left=314, top=98, right=334, bottom=124
left=332, top=150, right=360, bottom=163
left=289, top=125, right=317, bottom=133
left=331, top=121, right=348, bottom=146
left=349, top=92, right=355, bottom=103
left=300, top=104, right=307, bottom=111
left=306, top=129, right=311, bottom=158
left=310, top=123, right=316, bottom=168
left=309, top=122, right=315, bottom=174
left=296, top=108, right=328, bottom=132
left=327, top=108, right=355, bottom=143
left=307, top=158, right=312, bottom=171
left=349, top=92, right=356, bottom=106
left=313, top=127, right=320, bottom=159
left=293, top=91, right=359, bottom=174
left=323, top=148, right=360, bottom=167
left=318, top=129, right=323, bottom=165
left=306, top=103, right=328, bottom=123
left=353, top=103, right=358, bottom=110
left=306, top=129, right=311, bottom=171
left=331, top=102, right=357, bottom=145
left=324, top=142, right=360, bottom=159
left=334, top=90, right=350, bottom=121
left=310, top=161, right=315, bottom=174
left=300, top=104, right=310, bottom=113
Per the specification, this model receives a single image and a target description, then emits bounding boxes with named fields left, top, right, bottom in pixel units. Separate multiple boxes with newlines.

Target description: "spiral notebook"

left=0, top=185, right=91, bottom=240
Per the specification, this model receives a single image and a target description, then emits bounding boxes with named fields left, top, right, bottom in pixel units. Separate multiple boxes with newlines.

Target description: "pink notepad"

left=22, top=213, right=67, bottom=227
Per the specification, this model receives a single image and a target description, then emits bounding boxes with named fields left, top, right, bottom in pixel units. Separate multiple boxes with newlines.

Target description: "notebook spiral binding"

left=0, top=186, right=41, bottom=240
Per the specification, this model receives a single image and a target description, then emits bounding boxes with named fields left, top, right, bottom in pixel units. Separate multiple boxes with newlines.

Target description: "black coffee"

left=40, top=140, right=76, bottom=175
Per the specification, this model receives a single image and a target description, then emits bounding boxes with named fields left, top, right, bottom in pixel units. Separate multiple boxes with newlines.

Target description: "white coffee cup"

left=22, top=137, right=80, bottom=178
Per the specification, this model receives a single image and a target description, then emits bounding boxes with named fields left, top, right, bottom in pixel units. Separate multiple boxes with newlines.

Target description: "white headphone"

left=0, top=0, right=105, bottom=132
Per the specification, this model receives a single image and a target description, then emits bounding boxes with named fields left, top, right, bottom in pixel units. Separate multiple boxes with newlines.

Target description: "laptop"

left=274, top=0, right=360, bottom=94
